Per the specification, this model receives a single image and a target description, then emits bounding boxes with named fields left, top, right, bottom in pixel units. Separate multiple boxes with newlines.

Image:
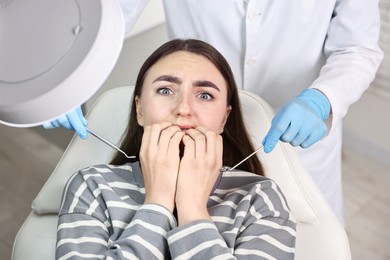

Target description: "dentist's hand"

left=262, top=89, right=331, bottom=153
left=42, top=107, right=88, bottom=139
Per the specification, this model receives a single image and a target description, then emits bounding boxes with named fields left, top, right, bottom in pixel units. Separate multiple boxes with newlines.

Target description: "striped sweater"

left=56, top=162, right=296, bottom=259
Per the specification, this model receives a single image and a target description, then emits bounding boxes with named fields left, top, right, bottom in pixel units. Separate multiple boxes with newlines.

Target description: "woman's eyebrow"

left=153, top=75, right=182, bottom=84
left=153, top=76, right=220, bottom=92
left=193, top=80, right=220, bottom=92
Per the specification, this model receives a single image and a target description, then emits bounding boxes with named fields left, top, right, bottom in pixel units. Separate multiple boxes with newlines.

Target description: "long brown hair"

left=111, top=39, right=264, bottom=176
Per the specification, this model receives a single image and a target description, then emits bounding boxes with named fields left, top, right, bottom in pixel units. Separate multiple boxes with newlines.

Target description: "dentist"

left=44, top=0, right=383, bottom=222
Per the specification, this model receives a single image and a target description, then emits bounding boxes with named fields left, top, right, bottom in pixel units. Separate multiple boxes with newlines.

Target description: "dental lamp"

left=0, top=0, right=124, bottom=127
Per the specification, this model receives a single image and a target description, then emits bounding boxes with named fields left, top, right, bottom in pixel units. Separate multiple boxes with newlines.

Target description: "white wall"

left=86, top=24, right=168, bottom=110
left=86, top=1, right=167, bottom=110
left=342, top=0, right=390, bottom=165
left=343, top=91, right=390, bottom=165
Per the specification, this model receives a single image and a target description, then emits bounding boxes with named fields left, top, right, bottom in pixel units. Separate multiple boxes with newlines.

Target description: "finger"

left=289, top=116, right=319, bottom=147
left=42, top=122, right=53, bottom=129
left=158, top=125, right=182, bottom=155
left=185, top=128, right=206, bottom=158
left=52, top=121, right=61, bottom=128
left=300, top=134, right=318, bottom=149
left=141, top=122, right=175, bottom=159
left=57, top=115, right=72, bottom=130
left=140, top=125, right=152, bottom=156
left=216, top=134, right=223, bottom=165
left=196, top=126, right=220, bottom=156
left=262, top=113, right=291, bottom=153
left=300, top=123, right=327, bottom=148
left=204, top=130, right=223, bottom=167
left=75, top=107, right=88, bottom=126
left=166, top=130, right=185, bottom=156
left=290, top=127, right=310, bottom=147
left=280, top=122, right=300, bottom=143
left=42, top=121, right=57, bottom=129
left=195, top=127, right=223, bottom=169
left=141, top=125, right=159, bottom=158
left=67, top=110, right=88, bottom=139
left=148, top=122, right=173, bottom=148
left=182, top=134, right=195, bottom=159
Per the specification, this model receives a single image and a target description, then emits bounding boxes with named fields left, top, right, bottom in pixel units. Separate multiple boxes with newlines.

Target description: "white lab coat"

left=119, top=0, right=383, bottom=222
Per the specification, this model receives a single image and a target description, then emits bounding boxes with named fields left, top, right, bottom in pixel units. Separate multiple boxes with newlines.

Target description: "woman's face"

left=135, top=51, right=231, bottom=134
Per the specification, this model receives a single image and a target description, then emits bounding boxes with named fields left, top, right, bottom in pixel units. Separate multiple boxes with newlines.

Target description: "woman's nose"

left=174, top=94, right=192, bottom=116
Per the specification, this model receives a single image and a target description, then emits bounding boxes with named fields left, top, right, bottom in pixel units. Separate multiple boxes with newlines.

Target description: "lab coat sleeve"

left=117, top=0, right=150, bottom=34
left=310, top=0, right=383, bottom=131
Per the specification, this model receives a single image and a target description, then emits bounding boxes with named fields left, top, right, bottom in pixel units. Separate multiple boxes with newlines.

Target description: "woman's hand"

left=140, top=122, right=184, bottom=212
left=175, top=126, right=223, bottom=225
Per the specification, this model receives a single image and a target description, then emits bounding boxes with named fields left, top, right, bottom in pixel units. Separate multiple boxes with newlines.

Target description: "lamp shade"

left=0, top=0, right=124, bottom=127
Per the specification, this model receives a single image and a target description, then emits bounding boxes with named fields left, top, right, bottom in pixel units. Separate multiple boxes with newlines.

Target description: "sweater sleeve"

left=166, top=180, right=297, bottom=259
left=56, top=171, right=176, bottom=259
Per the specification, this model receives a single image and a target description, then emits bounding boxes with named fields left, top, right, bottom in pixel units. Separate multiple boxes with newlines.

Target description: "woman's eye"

left=198, top=92, right=214, bottom=100
left=157, top=87, right=173, bottom=95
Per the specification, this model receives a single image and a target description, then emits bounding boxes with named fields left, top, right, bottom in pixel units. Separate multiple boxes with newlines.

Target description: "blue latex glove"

left=42, top=106, right=88, bottom=139
left=262, top=89, right=331, bottom=153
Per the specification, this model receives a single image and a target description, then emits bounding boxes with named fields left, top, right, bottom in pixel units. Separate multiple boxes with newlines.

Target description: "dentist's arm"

left=262, top=88, right=331, bottom=153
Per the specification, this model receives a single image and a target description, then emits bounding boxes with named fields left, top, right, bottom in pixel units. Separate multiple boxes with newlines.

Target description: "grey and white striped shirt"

left=56, top=162, right=296, bottom=259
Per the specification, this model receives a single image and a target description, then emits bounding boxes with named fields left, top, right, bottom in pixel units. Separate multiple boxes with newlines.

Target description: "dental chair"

left=12, top=86, right=351, bottom=260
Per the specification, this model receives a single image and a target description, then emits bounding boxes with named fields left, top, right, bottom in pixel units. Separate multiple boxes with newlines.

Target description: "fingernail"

left=80, top=131, right=87, bottom=139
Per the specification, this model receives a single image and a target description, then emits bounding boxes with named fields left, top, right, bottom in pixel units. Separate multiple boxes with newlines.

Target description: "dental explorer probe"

left=227, top=145, right=264, bottom=171
left=86, top=127, right=135, bottom=159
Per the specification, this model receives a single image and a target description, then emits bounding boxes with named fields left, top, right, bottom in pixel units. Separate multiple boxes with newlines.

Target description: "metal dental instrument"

left=228, top=145, right=264, bottom=171
left=86, top=127, right=135, bottom=159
